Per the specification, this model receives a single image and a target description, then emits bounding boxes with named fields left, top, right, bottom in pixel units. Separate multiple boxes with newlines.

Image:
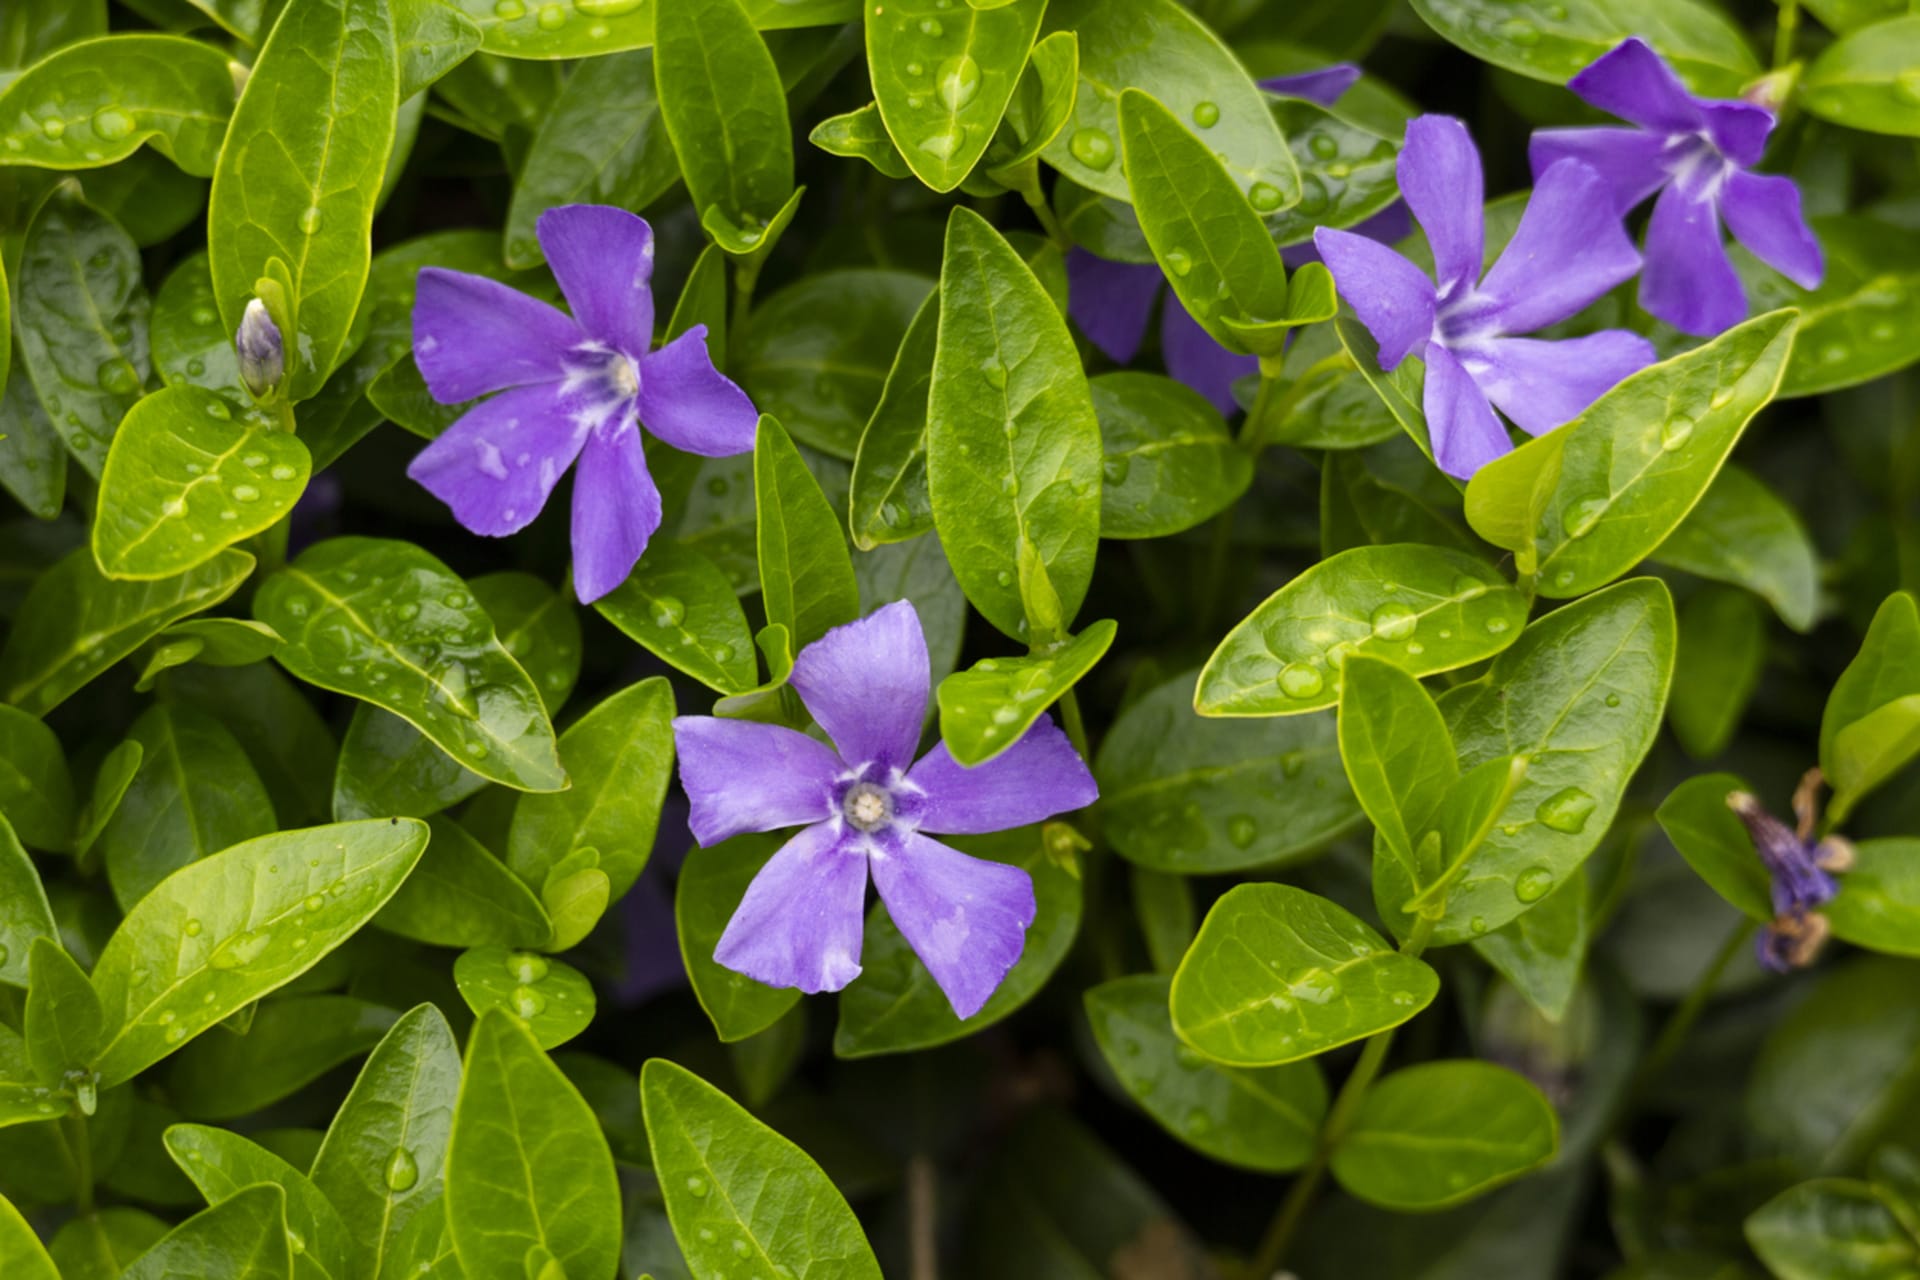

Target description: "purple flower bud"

left=236, top=298, right=284, bottom=399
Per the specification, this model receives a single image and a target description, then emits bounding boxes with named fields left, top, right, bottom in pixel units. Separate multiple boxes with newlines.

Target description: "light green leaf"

left=1264, top=97, right=1402, bottom=250
left=1171, top=883, right=1439, bottom=1066
left=1747, top=1179, right=1920, bottom=1280
left=809, top=102, right=913, bottom=179
left=0, top=1189, right=58, bottom=1280
left=375, top=816, right=550, bottom=950
left=151, top=251, right=245, bottom=398
left=1804, top=15, right=1920, bottom=137
left=447, top=0, right=858, bottom=60
left=1651, top=463, right=1819, bottom=632
left=89, top=818, right=428, bottom=1087
left=677, top=833, right=800, bottom=1043
left=1834, top=696, right=1920, bottom=825
left=848, top=291, right=939, bottom=549
left=1823, top=592, right=1920, bottom=789
left=25, top=937, right=105, bottom=1090
left=164, top=1124, right=353, bottom=1280
left=393, top=0, right=482, bottom=96
left=1656, top=771, right=1773, bottom=922
left=984, top=28, right=1078, bottom=172
left=123, top=1184, right=292, bottom=1280
left=1407, top=0, right=1760, bottom=95
left=754, top=415, right=860, bottom=652
left=594, top=540, right=758, bottom=694
left=937, top=620, right=1114, bottom=766
left=0, top=704, right=74, bottom=851
left=1091, top=371, right=1252, bottom=539
left=453, top=948, right=594, bottom=1050
left=1337, top=654, right=1456, bottom=867
left=0, top=35, right=236, bottom=175
left=655, top=0, right=793, bottom=242
left=134, top=618, right=284, bottom=690
left=1828, top=839, right=1920, bottom=958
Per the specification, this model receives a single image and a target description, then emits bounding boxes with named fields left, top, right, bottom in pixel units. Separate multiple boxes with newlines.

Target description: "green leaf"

left=134, top=618, right=284, bottom=690
left=73, top=740, right=143, bottom=863
left=1652, top=463, right=1819, bottom=632
left=208, top=0, right=399, bottom=402
left=0, top=547, right=254, bottom=717
left=655, top=0, right=793, bottom=240
left=1829, top=838, right=1920, bottom=958
left=14, top=185, right=149, bottom=476
left=124, top=1183, right=292, bottom=1280
left=1655, top=771, right=1772, bottom=922
left=504, top=48, right=680, bottom=269
left=0, top=705, right=74, bottom=851
left=1264, top=97, right=1403, bottom=251
left=1806, top=0, right=1910, bottom=33
left=641, top=1058, right=883, bottom=1279
left=167, top=995, right=396, bottom=1120
left=0, top=345, right=64, bottom=519
left=25, top=937, right=104, bottom=1090
left=1337, top=654, right=1456, bottom=867
left=809, top=102, right=913, bottom=179
left=1471, top=868, right=1588, bottom=1022
left=1747, top=1178, right=1920, bottom=1280
left=445, top=0, right=858, bottom=60
left=393, top=0, right=483, bottom=96
left=1086, top=973, right=1326, bottom=1172
left=164, top=1124, right=353, bottom=1280
left=1117, top=87, right=1290, bottom=353
left=376, top=816, right=550, bottom=950
left=0, top=35, right=236, bottom=175
left=754, top=415, right=860, bottom=652
left=445, top=1010, right=620, bottom=1280
left=866, top=0, right=1044, bottom=191
left=1804, top=15, right=1920, bottom=137
left=854, top=533, right=969, bottom=687
left=1833, top=694, right=1920, bottom=819
left=677, top=833, right=800, bottom=1042
left=48, top=1207, right=170, bottom=1280
left=152, top=252, right=246, bottom=398
left=594, top=540, right=757, bottom=695
left=1737, top=215, right=1920, bottom=398
left=1040, top=0, right=1299, bottom=205
left=93, top=388, right=310, bottom=580
left=1431, top=578, right=1676, bottom=944
left=453, top=948, right=594, bottom=1050
left=88, top=818, right=428, bottom=1087
left=255, top=538, right=565, bottom=794
left=1823, top=593, right=1920, bottom=789
left=848, top=291, right=939, bottom=549
left=1097, top=669, right=1361, bottom=873
left=1196, top=544, right=1527, bottom=717
left=1091, top=371, right=1252, bottom=538
left=928, top=206, right=1102, bottom=643
left=1468, top=311, right=1798, bottom=598
left=937, top=620, right=1114, bottom=766
left=1669, top=585, right=1765, bottom=760
left=309, top=1005, right=460, bottom=1280
left=833, top=824, right=1082, bottom=1056
left=0, top=1189, right=58, bottom=1280
left=1170, top=883, right=1439, bottom=1066
left=1407, top=0, right=1760, bottom=95
left=984, top=28, right=1079, bottom=172
left=740, top=269, right=931, bottom=458
left=1330, top=1061, right=1559, bottom=1209
left=0, top=1022, right=67, bottom=1126
left=159, top=660, right=337, bottom=828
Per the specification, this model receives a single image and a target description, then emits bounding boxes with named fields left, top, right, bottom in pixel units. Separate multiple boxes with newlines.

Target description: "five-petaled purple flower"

left=671, top=602, right=1098, bottom=1018
left=1728, top=772, right=1854, bottom=973
left=1066, top=65, right=1411, bottom=417
left=1531, top=38, right=1822, bottom=338
left=1314, top=115, right=1656, bottom=479
left=407, top=204, right=758, bottom=604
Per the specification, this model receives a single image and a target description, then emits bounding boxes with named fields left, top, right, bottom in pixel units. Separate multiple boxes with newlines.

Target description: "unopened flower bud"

left=236, top=298, right=284, bottom=399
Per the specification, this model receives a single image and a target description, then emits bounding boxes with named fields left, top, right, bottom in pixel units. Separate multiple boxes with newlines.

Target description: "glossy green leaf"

left=453, top=948, right=594, bottom=1050
left=0, top=705, right=74, bottom=851
left=754, top=415, right=860, bottom=652
left=1747, top=1178, right=1920, bottom=1280
left=255, top=538, right=565, bottom=793
left=594, top=540, right=758, bottom=694
left=1196, top=544, right=1527, bottom=717
left=1804, top=16, right=1920, bottom=137
left=73, top=740, right=144, bottom=863
left=151, top=251, right=245, bottom=398
left=123, top=1183, right=292, bottom=1280
left=1337, top=654, right=1455, bottom=868
left=866, top=0, right=1043, bottom=191
left=376, top=816, right=549, bottom=950
left=1265, top=97, right=1402, bottom=250
left=1097, top=670, right=1361, bottom=873
left=655, top=0, right=793, bottom=242
left=834, top=824, right=1082, bottom=1056
left=446, top=0, right=858, bottom=60
left=1086, top=973, right=1325, bottom=1172
left=393, top=0, right=483, bottom=96
left=25, top=937, right=103, bottom=1090
left=928, top=207, right=1102, bottom=643
left=14, top=185, right=148, bottom=476
left=642, top=1057, right=883, bottom=1279
left=165, top=1124, right=353, bottom=1280
left=1171, top=883, right=1439, bottom=1066
left=937, top=620, right=1113, bottom=766
left=1739, top=215, right=1920, bottom=398
left=0, top=547, right=254, bottom=716
left=1040, top=0, right=1298, bottom=204
left=0, top=1022, right=67, bottom=1126
left=308, top=1005, right=460, bottom=1280
left=134, top=618, right=284, bottom=690
left=1657, top=771, right=1773, bottom=922
left=1430, top=579, right=1676, bottom=944
left=0, top=1189, right=57, bottom=1280
left=89, top=818, right=428, bottom=1087
left=0, top=35, right=235, bottom=175
left=1828, top=839, right=1920, bottom=958
left=1651, top=463, right=1819, bottom=632
left=810, top=102, right=913, bottom=178
left=93, top=388, right=309, bottom=580
left=1471, top=868, right=1588, bottom=1022
left=1669, top=585, right=1765, bottom=760
left=1407, top=0, right=1760, bottom=95
left=1330, top=1061, right=1559, bottom=1209
left=1823, top=592, right=1920, bottom=793
left=445, top=1010, right=620, bottom=1280
left=1834, top=692, right=1920, bottom=821
left=848, top=291, right=938, bottom=549
left=167, top=995, right=396, bottom=1120
left=1091, top=371, right=1252, bottom=538
left=208, top=0, right=399, bottom=402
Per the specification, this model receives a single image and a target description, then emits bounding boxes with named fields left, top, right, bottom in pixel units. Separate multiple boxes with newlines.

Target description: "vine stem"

left=1059, top=687, right=1092, bottom=762
left=908, top=1154, right=939, bottom=1280
left=1773, top=0, right=1801, bottom=70
left=1630, top=916, right=1756, bottom=1099
left=66, top=1111, right=93, bottom=1214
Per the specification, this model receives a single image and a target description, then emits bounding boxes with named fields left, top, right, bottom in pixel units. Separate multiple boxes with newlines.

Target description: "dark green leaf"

left=164, top=1124, right=353, bottom=1280
left=122, top=1183, right=291, bottom=1280
left=754, top=414, right=860, bottom=652
left=1652, top=463, right=1819, bottom=632
left=848, top=291, right=938, bottom=548
left=594, top=540, right=758, bottom=694
left=1330, top=1061, right=1559, bottom=1209
left=1747, top=1179, right=1920, bottom=1280
left=165, top=995, right=397, bottom=1120
left=0, top=704, right=74, bottom=851
left=677, top=832, right=800, bottom=1043
left=1669, top=586, right=1765, bottom=760
left=1091, top=371, right=1252, bottom=538
left=1407, top=0, right=1760, bottom=95
left=24, top=937, right=103, bottom=1088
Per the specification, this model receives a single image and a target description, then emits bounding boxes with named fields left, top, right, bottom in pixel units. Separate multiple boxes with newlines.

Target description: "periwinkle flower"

left=1314, top=114, right=1655, bottom=479
left=1727, top=772, right=1854, bottom=973
left=407, top=204, right=758, bottom=604
left=236, top=297, right=284, bottom=399
left=1530, top=38, right=1823, bottom=337
left=1066, top=65, right=1411, bottom=417
left=672, top=602, right=1098, bottom=1018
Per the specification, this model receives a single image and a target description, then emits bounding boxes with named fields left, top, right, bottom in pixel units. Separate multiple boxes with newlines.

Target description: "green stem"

left=1059, top=687, right=1092, bottom=762
left=1012, top=163, right=1069, bottom=249
left=729, top=255, right=764, bottom=368
left=1632, top=917, right=1755, bottom=1097
left=65, top=1111, right=93, bottom=1214
left=1773, top=0, right=1801, bottom=70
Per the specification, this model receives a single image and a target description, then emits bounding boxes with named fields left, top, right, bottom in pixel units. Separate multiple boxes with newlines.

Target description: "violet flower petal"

left=405, top=382, right=588, bottom=536
left=1527, top=126, right=1673, bottom=214
left=870, top=829, right=1036, bottom=1019
left=905, top=716, right=1098, bottom=835
left=1641, top=182, right=1746, bottom=336
left=1721, top=170, right=1824, bottom=290
left=1161, top=294, right=1258, bottom=417
left=1701, top=100, right=1775, bottom=169
left=570, top=418, right=663, bottom=603
left=536, top=204, right=657, bottom=360
left=1478, top=158, right=1643, bottom=334
left=1422, top=342, right=1511, bottom=479
left=1397, top=115, right=1484, bottom=296
left=1066, top=250, right=1163, bottom=364
left=1469, top=331, right=1656, bottom=437
left=1311, top=227, right=1437, bottom=370
left=1259, top=65, right=1361, bottom=107
left=713, top=822, right=869, bottom=994
left=413, top=267, right=583, bottom=403
left=636, top=325, right=760, bottom=456
left=788, top=601, right=930, bottom=775
left=671, top=716, right=843, bottom=844
left=1565, top=37, right=1703, bottom=134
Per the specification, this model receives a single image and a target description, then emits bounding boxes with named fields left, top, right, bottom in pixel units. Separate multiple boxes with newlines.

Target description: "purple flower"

left=671, top=602, right=1098, bottom=1018
left=1727, top=778, right=1854, bottom=973
left=407, top=205, right=758, bottom=603
left=1530, top=38, right=1823, bottom=337
left=1314, top=115, right=1655, bottom=479
left=1066, top=65, right=1411, bottom=417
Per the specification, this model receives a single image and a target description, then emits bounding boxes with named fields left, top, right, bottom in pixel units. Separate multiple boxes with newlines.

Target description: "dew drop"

left=191, top=306, right=217, bottom=326
left=1247, top=181, right=1284, bottom=212
left=269, top=463, right=296, bottom=481
left=1308, top=132, right=1339, bottom=160
left=91, top=107, right=135, bottom=141
left=919, top=16, right=943, bottom=35
left=232, top=484, right=261, bottom=503
left=536, top=2, right=567, bottom=28
left=511, top=985, right=548, bottom=1018
left=1190, top=100, right=1221, bottom=129
left=287, top=1229, right=306, bottom=1255
left=686, top=1175, right=710, bottom=1197
left=573, top=0, right=644, bottom=13
left=981, top=358, right=1008, bottom=389
left=1535, top=786, right=1596, bottom=834
left=184, top=919, right=202, bottom=937
left=509, top=951, right=550, bottom=983
left=298, top=206, right=323, bottom=234
left=936, top=54, right=979, bottom=110
left=97, top=358, right=140, bottom=397
left=1368, top=602, right=1418, bottom=642
left=1514, top=866, right=1554, bottom=903
left=207, top=928, right=272, bottom=969
left=1185, top=1109, right=1213, bottom=1135
left=1485, top=616, right=1510, bottom=635
left=919, top=126, right=964, bottom=160
left=995, top=570, right=1013, bottom=587
left=1102, top=455, right=1131, bottom=485
left=1563, top=494, right=1608, bottom=538
left=1290, top=968, right=1339, bottom=1004
left=303, top=894, right=325, bottom=912
left=1469, top=916, right=1488, bottom=935
left=1068, top=127, right=1114, bottom=170
left=1163, top=248, right=1193, bottom=278
left=1895, top=68, right=1920, bottom=107
left=494, top=0, right=525, bottom=15
left=1496, top=17, right=1539, bottom=45
left=40, top=117, right=65, bottom=140
left=1226, top=815, right=1257, bottom=848
left=1277, top=662, right=1324, bottom=699
left=649, top=595, right=686, bottom=628
left=712, top=643, right=734, bottom=663
left=384, top=1146, right=419, bottom=1191
left=1660, top=413, right=1695, bottom=451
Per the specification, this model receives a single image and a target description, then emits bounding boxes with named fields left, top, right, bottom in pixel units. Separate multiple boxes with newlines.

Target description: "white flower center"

left=842, top=781, right=893, bottom=833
